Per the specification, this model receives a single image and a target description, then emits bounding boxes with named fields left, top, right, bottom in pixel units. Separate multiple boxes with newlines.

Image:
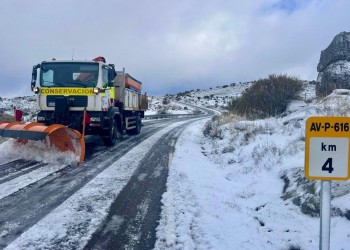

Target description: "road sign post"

left=320, top=180, right=331, bottom=250
left=305, top=117, right=350, bottom=250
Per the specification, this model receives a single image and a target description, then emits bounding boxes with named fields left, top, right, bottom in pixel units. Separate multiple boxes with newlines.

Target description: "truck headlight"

left=33, top=87, right=40, bottom=94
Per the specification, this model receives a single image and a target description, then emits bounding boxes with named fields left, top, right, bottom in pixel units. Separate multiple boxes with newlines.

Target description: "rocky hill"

left=0, top=80, right=316, bottom=120
left=317, top=31, right=350, bottom=96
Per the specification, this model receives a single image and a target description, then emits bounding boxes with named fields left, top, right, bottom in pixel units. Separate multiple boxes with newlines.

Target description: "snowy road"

left=0, top=116, right=209, bottom=249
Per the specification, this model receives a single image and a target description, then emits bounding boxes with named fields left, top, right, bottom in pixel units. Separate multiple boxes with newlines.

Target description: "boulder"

left=281, top=167, right=350, bottom=219
left=316, top=31, right=350, bottom=96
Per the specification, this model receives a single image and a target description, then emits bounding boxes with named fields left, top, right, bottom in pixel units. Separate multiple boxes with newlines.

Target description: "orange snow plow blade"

left=0, top=121, right=85, bottom=163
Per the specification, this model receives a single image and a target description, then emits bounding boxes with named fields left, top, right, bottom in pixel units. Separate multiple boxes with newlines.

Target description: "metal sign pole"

left=320, top=180, right=331, bottom=250
left=305, top=117, right=350, bottom=250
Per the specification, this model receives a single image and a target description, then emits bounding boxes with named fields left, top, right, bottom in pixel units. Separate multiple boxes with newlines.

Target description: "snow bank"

left=0, top=139, right=79, bottom=165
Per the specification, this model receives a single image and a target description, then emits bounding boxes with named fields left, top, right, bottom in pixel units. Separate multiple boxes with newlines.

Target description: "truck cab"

left=30, top=57, right=147, bottom=146
left=32, top=59, right=115, bottom=112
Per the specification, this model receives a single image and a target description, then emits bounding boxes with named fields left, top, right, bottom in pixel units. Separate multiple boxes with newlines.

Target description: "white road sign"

left=309, top=137, right=349, bottom=179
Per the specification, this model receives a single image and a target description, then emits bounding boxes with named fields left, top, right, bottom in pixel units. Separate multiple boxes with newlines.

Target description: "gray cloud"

left=0, top=0, right=349, bottom=97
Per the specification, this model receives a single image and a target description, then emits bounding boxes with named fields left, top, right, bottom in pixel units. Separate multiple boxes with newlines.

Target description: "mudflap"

left=0, top=121, right=85, bottom=164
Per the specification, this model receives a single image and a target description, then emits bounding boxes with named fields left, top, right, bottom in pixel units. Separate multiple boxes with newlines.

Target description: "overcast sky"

left=0, top=0, right=349, bottom=98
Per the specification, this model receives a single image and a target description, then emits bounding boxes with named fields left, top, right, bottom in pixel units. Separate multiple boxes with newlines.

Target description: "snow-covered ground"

left=1, top=81, right=349, bottom=249
left=145, top=96, right=201, bottom=116
left=155, top=89, right=350, bottom=250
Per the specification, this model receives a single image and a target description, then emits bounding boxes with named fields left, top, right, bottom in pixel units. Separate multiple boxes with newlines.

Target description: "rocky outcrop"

left=316, top=31, right=350, bottom=96
left=281, top=167, right=350, bottom=219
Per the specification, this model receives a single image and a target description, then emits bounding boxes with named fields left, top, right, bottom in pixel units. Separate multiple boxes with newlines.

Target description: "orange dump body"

left=0, top=121, right=85, bottom=163
left=125, top=74, right=142, bottom=91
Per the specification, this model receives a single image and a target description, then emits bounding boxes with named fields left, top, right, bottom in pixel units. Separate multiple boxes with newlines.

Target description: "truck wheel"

left=116, top=127, right=124, bottom=141
left=103, top=119, right=118, bottom=146
left=129, top=115, right=141, bottom=135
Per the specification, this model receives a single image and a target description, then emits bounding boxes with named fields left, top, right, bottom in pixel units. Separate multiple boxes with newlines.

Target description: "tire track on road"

left=84, top=119, right=200, bottom=250
left=6, top=120, right=192, bottom=250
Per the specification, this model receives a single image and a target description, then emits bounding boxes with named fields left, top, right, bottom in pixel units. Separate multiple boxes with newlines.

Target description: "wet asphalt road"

left=0, top=115, right=211, bottom=249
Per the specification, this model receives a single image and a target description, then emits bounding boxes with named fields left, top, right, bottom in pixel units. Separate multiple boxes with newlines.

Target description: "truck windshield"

left=40, top=62, right=99, bottom=88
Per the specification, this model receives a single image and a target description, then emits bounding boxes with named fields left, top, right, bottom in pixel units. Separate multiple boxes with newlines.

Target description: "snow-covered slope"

left=155, top=87, right=350, bottom=250
left=163, top=80, right=316, bottom=110
left=145, top=96, right=200, bottom=116
left=0, top=80, right=316, bottom=118
left=0, top=96, right=38, bottom=122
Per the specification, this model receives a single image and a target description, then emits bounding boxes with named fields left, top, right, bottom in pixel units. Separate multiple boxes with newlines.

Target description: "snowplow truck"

left=0, top=57, right=148, bottom=163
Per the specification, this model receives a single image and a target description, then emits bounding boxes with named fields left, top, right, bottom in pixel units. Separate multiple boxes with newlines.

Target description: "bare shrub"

left=203, top=116, right=223, bottom=139
left=203, top=113, right=241, bottom=139
left=251, top=142, right=282, bottom=170
left=317, top=97, right=350, bottom=117
left=162, top=97, right=170, bottom=105
left=228, top=74, right=303, bottom=119
left=192, top=109, right=202, bottom=115
left=157, top=108, right=168, bottom=115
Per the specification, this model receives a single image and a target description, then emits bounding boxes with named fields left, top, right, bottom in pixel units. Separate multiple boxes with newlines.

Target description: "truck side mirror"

left=108, top=68, right=116, bottom=87
left=31, top=64, right=40, bottom=90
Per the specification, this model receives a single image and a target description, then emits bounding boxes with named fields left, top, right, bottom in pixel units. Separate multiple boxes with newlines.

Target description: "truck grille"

left=47, top=96, right=88, bottom=107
